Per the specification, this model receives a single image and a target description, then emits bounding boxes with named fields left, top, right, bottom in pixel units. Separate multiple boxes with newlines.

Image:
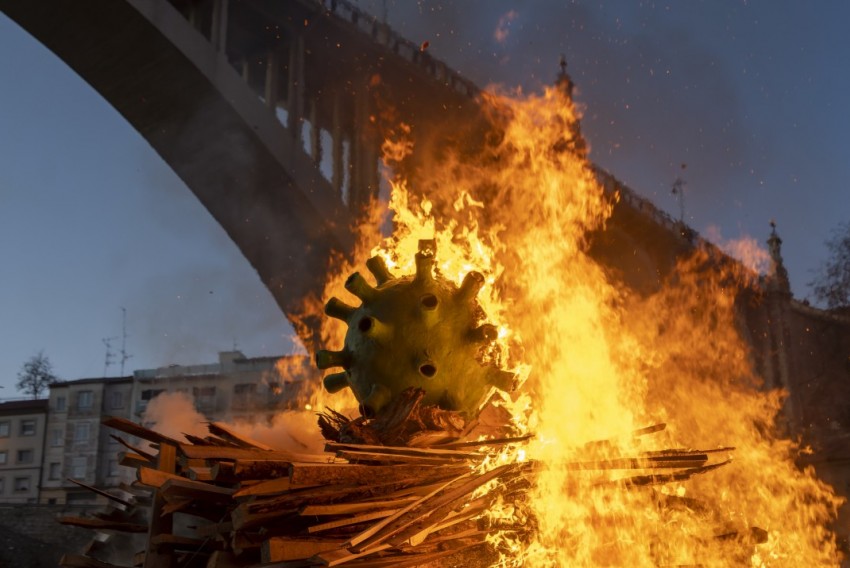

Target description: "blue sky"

left=2, top=1, right=850, bottom=394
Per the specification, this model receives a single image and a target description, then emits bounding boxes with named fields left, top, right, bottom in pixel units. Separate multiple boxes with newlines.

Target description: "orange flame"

left=369, top=85, right=842, bottom=565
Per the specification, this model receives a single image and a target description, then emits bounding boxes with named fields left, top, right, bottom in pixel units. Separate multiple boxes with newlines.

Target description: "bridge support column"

left=309, top=100, right=322, bottom=167
left=287, top=33, right=305, bottom=142
left=332, top=91, right=346, bottom=200
left=351, top=80, right=379, bottom=210
left=211, top=0, right=228, bottom=53
left=264, top=48, right=278, bottom=111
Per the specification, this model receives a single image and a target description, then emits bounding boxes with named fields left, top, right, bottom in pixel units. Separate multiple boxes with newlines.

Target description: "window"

left=108, top=460, right=119, bottom=476
left=0, top=451, right=6, bottom=465
left=141, top=389, right=165, bottom=401
left=233, top=383, right=257, bottom=408
left=51, top=428, right=64, bottom=447
left=193, top=386, right=216, bottom=409
left=74, top=422, right=90, bottom=442
left=110, top=391, right=124, bottom=409
left=20, top=419, right=36, bottom=436
left=14, top=477, right=30, bottom=493
left=17, top=450, right=33, bottom=464
left=56, top=396, right=66, bottom=411
left=49, top=463, right=61, bottom=480
left=77, top=390, right=93, bottom=410
left=71, top=457, right=86, bottom=479
left=0, top=421, right=9, bottom=437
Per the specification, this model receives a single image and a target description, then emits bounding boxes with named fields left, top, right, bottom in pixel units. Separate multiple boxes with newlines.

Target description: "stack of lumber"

left=57, top=389, right=738, bottom=568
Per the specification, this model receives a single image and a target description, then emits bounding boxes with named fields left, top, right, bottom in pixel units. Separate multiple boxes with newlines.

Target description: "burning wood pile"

left=57, top=385, right=744, bottom=568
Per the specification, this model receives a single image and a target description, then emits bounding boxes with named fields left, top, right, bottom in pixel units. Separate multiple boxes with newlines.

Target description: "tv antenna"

left=102, top=336, right=117, bottom=377
left=119, top=307, right=133, bottom=376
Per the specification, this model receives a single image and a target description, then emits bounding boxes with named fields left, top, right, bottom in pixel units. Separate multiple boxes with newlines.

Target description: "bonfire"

left=60, top=86, right=842, bottom=567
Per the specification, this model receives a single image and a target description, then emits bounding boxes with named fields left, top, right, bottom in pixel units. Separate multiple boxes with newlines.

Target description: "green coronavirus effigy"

left=316, top=239, right=515, bottom=417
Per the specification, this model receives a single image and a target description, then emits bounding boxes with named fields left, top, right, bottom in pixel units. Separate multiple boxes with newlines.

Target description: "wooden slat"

left=289, top=463, right=467, bottom=488
left=159, top=477, right=236, bottom=502
left=188, top=466, right=214, bottom=481
left=233, top=476, right=292, bottom=497
left=58, top=516, right=147, bottom=533
left=102, top=416, right=183, bottom=447
left=150, top=533, right=208, bottom=550
left=60, top=554, right=126, bottom=568
left=138, top=467, right=185, bottom=489
left=227, top=459, right=292, bottom=480
left=179, top=444, right=329, bottom=463
left=300, top=496, right=419, bottom=517
left=325, top=442, right=482, bottom=461
left=120, top=451, right=153, bottom=470
left=262, top=537, right=345, bottom=562
left=208, top=421, right=274, bottom=450
left=335, top=450, right=468, bottom=465
left=111, top=434, right=157, bottom=462
left=67, top=478, right=135, bottom=508
left=307, top=509, right=399, bottom=534
left=314, top=543, right=392, bottom=566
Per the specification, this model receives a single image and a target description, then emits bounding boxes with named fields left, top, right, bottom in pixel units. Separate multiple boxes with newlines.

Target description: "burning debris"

left=58, top=80, right=843, bottom=566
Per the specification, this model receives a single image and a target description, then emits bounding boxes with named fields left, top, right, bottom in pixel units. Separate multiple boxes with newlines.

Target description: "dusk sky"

left=2, top=1, right=849, bottom=394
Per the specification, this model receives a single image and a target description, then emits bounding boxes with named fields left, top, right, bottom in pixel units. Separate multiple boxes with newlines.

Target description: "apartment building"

left=26, top=351, right=316, bottom=504
left=131, top=350, right=315, bottom=424
left=0, top=399, right=48, bottom=503
left=40, top=376, right=134, bottom=505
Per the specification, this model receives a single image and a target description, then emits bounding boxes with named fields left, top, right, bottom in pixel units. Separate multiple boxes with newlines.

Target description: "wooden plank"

left=208, top=421, right=274, bottom=450
left=158, top=442, right=177, bottom=474
left=308, top=509, right=398, bottom=534
left=150, top=533, right=209, bottom=550
left=335, top=450, right=468, bottom=465
left=347, top=474, right=467, bottom=549
left=262, top=537, right=345, bottom=563
left=325, top=442, right=482, bottom=461
left=188, top=466, right=214, bottom=481
left=300, top=496, right=419, bottom=517
left=67, top=478, right=135, bottom=508
left=111, top=434, right=157, bottom=461
left=233, top=476, right=292, bottom=498
left=179, top=444, right=329, bottom=463
left=289, top=463, right=467, bottom=488
left=60, top=554, right=126, bottom=568
left=138, top=467, right=185, bottom=489
left=102, top=415, right=183, bottom=447
left=352, top=463, right=515, bottom=552
left=58, top=516, right=147, bottom=533
left=436, top=434, right=534, bottom=449
left=229, top=459, right=292, bottom=480
left=120, top=452, right=153, bottom=470
left=314, top=543, right=391, bottom=566
left=160, top=477, right=235, bottom=502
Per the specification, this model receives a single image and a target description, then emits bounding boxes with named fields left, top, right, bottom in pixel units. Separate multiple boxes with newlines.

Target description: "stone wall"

left=0, top=504, right=96, bottom=568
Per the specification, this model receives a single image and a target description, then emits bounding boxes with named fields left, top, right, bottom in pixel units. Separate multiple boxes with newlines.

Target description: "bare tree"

left=810, top=222, right=850, bottom=309
left=16, top=351, right=58, bottom=399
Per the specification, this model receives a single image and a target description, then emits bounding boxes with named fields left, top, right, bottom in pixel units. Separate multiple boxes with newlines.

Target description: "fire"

left=336, top=83, right=843, bottom=565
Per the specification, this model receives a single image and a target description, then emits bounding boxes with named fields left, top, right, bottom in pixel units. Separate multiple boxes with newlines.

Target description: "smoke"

left=227, top=411, right=328, bottom=454
left=142, top=391, right=208, bottom=441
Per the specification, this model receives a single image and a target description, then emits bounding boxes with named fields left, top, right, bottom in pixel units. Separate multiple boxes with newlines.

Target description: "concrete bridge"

left=0, top=0, right=483, bottom=349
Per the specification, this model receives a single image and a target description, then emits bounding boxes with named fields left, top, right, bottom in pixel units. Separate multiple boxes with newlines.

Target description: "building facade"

left=131, top=350, right=315, bottom=424
left=39, top=376, right=134, bottom=505
left=0, top=399, right=48, bottom=504
left=24, top=351, right=315, bottom=505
